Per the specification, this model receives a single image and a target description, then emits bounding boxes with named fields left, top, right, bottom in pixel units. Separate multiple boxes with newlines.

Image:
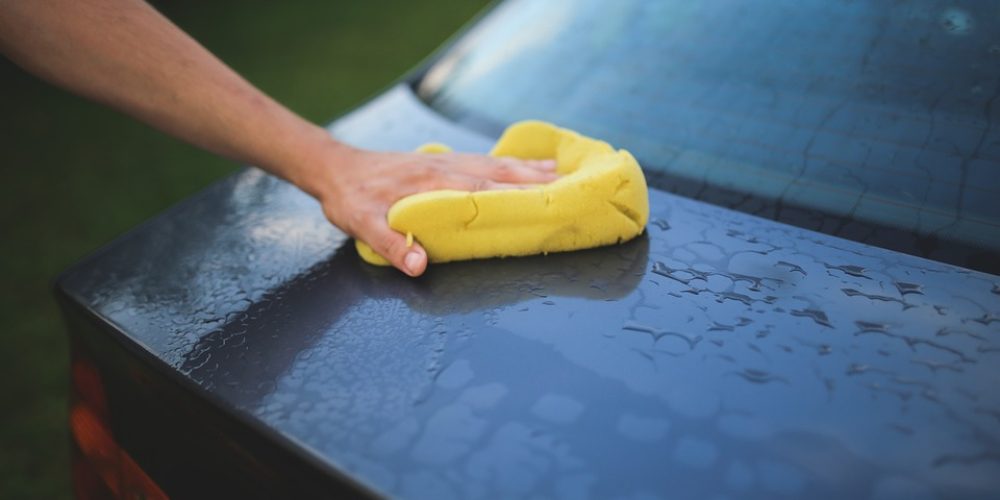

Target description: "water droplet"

left=731, top=368, right=788, bottom=385
left=894, top=281, right=924, bottom=296
left=935, top=327, right=983, bottom=341
left=857, top=324, right=973, bottom=362
left=855, top=320, right=889, bottom=333
left=775, top=261, right=807, bottom=276
left=718, top=291, right=757, bottom=306
left=846, top=363, right=892, bottom=376
left=651, top=218, right=671, bottom=231
left=842, top=288, right=912, bottom=308
left=791, top=308, right=833, bottom=328
left=824, top=263, right=870, bottom=279
left=709, top=322, right=734, bottom=332
left=913, top=358, right=963, bottom=373
left=847, top=363, right=869, bottom=375
left=968, top=313, right=1000, bottom=325
left=622, top=321, right=702, bottom=349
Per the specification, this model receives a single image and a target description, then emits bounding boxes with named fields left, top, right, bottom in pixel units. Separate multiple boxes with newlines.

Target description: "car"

left=57, top=0, right=1000, bottom=498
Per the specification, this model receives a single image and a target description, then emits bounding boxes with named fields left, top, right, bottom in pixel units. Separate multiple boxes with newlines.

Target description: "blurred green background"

left=0, top=1, right=489, bottom=497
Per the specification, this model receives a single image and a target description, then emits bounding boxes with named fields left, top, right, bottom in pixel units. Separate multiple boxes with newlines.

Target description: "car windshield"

left=419, top=0, right=1000, bottom=273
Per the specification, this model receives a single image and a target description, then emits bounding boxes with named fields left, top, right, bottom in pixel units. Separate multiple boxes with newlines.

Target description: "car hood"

left=58, top=85, right=1000, bottom=499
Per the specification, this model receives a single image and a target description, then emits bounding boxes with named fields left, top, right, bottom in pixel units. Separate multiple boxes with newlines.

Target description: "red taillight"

left=72, top=359, right=108, bottom=419
left=70, top=356, right=169, bottom=500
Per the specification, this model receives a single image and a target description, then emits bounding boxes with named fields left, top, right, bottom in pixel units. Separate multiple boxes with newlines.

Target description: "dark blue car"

left=58, top=1, right=1000, bottom=498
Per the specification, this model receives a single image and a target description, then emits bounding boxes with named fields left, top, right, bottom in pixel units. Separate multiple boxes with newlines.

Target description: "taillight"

left=70, top=354, right=168, bottom=500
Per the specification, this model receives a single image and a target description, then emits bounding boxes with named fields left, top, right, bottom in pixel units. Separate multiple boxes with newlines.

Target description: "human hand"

left=303, top=141, right=558, bottom=277
left=0, top=0, right=559, bottom=279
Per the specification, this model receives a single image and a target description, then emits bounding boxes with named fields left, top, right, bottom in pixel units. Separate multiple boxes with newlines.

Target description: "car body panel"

left=58, top=85, right=1000, bottom=499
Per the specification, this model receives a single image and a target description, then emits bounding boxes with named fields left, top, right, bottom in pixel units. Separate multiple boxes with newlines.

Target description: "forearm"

left=0, top=0, right=557, bottom=276
left=0, top=0, right=336, bottom=194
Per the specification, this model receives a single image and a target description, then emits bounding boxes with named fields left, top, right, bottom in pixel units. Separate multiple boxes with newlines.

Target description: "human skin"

left=0, top=0, right=556, bottom=276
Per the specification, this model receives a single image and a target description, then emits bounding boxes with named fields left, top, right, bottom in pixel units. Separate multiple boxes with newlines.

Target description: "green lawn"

left=0, top=1, right=489, bottom=497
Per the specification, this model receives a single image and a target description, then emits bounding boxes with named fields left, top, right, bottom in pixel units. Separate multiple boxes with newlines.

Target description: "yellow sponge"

left=356, top=120, right=649, bottom=266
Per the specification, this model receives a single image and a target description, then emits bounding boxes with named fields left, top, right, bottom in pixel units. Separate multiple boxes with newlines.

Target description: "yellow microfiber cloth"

left=356, top=120, right=649, bottom=266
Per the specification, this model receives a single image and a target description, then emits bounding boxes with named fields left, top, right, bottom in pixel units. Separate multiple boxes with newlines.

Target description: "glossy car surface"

left=58, top=1, right=1000, bottom=499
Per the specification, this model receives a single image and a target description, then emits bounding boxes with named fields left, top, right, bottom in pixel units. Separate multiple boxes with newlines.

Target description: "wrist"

left=283, top=126, right=361, bottom=204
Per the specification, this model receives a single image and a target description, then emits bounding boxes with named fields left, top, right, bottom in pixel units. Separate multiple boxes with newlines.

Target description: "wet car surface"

left=58, top=1, right=1000, bottom=499
left=59, top=86, right=1000, bottom=499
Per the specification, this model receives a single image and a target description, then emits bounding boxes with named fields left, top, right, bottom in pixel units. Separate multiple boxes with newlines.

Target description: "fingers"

left=355, top=212, right=428, bottom=277
left=402, top=170, right=537, bottom=195
left=447, top=155, right=559, bottom=185
left=494, top=157, right=560, bottom=183
left=521, top=158, right=559, bottom=171
left=318, top=149, right=561, bottom=278
left=466, top=178, right=532, bottom=192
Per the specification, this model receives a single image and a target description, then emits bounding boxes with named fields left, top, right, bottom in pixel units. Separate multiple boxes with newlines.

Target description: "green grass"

left=0, top=1, right=489, bottom=497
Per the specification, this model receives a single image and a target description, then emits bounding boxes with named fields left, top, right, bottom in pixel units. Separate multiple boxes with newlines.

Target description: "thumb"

left=357, top=219, right=427, bottom=277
